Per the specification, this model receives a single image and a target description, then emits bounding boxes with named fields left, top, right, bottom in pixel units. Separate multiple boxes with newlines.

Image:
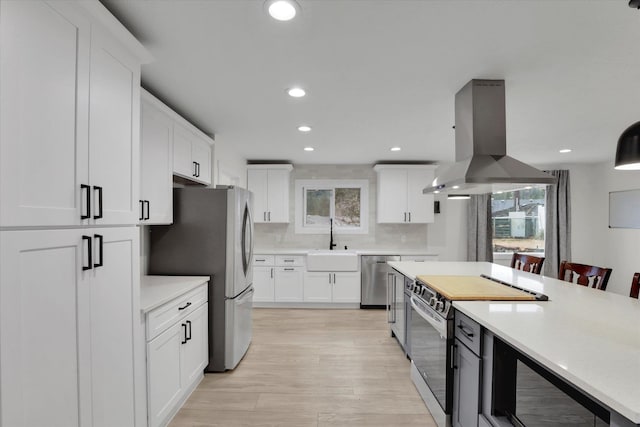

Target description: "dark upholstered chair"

left=510, top=253, right=545, bottom=275
left=630, top=273, right=640, bottom=299
left=558, top=261, right=612, bottom=291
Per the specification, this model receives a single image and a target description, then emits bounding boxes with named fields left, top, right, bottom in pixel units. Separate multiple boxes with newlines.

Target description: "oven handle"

left=410, top=295, right=448, bottom=338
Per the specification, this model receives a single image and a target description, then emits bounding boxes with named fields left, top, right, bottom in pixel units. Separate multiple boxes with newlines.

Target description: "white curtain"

left=543, top=170, right=571, bottom=277
left=467, top=194, right=493, bottom=262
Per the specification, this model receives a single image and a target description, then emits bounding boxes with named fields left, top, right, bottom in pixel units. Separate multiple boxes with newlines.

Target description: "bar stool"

left=510, top=253, right=544, bottom=274
left=558, top=261, right=612, bottom=291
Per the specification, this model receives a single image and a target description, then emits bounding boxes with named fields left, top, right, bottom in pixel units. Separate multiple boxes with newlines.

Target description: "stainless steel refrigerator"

left=148, top=186, right=254, bottom=372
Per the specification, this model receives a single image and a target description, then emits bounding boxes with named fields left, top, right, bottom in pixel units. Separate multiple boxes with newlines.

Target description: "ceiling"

left=101, top=0, right=640, bottom=166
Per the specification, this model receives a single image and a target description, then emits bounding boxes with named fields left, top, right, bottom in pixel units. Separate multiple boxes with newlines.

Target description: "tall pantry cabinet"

left=0, top=1, right=151, bottom=427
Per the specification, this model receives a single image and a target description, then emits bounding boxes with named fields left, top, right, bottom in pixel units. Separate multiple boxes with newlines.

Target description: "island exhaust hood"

left=423, top=79, right=555, bottom=195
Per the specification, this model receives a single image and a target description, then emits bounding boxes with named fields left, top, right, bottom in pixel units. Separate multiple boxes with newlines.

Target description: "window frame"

left=491, top=187, right=546, bottom=258
left=294, top=179, right=369, bottom=235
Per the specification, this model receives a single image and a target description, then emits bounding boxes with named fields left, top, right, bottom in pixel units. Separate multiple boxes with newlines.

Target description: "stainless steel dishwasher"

left=360, top=255, right=400, bottom=308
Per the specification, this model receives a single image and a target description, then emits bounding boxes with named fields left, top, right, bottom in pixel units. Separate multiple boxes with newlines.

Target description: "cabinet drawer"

left=252, top=255, right=275, bottom=265
left=146, top=284, right=207, bottom=341
left=454, top=310, right=482, bottom=356
left=275, top=255, right=304, bottom=266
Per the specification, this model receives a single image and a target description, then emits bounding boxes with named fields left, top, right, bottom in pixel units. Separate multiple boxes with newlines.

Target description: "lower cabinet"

left=146, top=286, right=208, bottom=427
left=303, top=271, right=360, bottom=303
left=0, top=227, right=140, bottom=427
left=452, top=312, right=482, bottom=427
left=253, top=265, right=275, bottom=302
left=274, top=267, right=304, bottom=302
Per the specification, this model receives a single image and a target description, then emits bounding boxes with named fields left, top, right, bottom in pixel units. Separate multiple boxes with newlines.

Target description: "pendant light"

left=615, top=121, right=640, bottom=170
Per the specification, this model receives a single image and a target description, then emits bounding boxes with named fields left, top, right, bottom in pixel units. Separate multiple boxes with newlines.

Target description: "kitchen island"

left=388, top=261, right=640, bottom=427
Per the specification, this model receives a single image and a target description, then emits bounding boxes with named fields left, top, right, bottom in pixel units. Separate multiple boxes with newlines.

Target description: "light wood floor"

left=170, top=308, right=436, bottom=427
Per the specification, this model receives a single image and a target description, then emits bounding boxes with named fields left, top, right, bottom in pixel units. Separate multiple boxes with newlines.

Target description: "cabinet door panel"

left=173, top=124, right=195, bottom=178
left=181, top=303, right=208, bottom=387
left=89, top=30, right=140, bottom=225
left=0, top=230, right=86, bottom=427
left=333, top=272, right=361, bottom=303
left=407, top=169, right=434, bottom=223
left=141, top=102, right=173, bottom=224
left=247, top=170, right=269, bottom=223
left=89, top=228, right=138, bottom=427
left=452, top=341, right=481, bottom=427
left=267, top=169, right=290, bottom=223
left=376, top=169, right=408, bottom=223
left=253, top=266, right=275, bottom=302
left=0, top=1, right=89, bottom=226
left=303, top=272, right=332, bottom=302
left=147, top=322, right=183, bottom=427
left=274, top=267, right=303, bottom=302
left=191, top=137, right=212, bottom=185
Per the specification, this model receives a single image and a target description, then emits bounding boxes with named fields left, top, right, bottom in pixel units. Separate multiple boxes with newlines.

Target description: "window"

left=295, top=179, right=368, bottom=234
left=491, top=187, right=545, bottom=254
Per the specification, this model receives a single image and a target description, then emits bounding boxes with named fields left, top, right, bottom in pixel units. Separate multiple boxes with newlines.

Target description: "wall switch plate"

left=434, top=200, right=441, bottom=214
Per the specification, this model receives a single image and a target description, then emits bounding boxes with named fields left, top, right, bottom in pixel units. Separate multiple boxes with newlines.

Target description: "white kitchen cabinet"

left=140, top=91, right=174, bottom=224
left=374, top=165, right=436, bottom=224
left=146, top=285, right=208, bottom=427
left=303, top=271, right=360, bottom=303
left=253, top=265, right=275, bottom=302
left=0, top=227, right=140, bottom=427
left=247, top=165, right=293, bottom=223
left=303, top=272, right=333, bottom=302
left=0, top=1, right=148, bottom=227
left=173, top=122, right=212, bottom=186
left=274, top=266, right=304, bottom=302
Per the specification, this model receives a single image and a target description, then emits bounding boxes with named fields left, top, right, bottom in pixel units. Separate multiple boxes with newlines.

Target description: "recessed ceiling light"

left=298, top=125, right=312, bottom=132
left=495, top=191, right=503, bottom=194
left=452, top=185, right=460, bottom=189
left=287, top=87, right=306, bottom=98
left=390, top=147, right=401, bottom=152
left=266, top=0, right=299, bottom=21
left=304, top=147, right=314, bottom=152
left=448, top=195, right=471, bottom=200
left=524, top=186, right=533, bottom=190
left=559, top=149, right=572, bottom=153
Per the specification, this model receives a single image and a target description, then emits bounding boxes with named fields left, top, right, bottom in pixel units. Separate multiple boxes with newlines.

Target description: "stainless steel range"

left=407, top=280, right=454, bottom=427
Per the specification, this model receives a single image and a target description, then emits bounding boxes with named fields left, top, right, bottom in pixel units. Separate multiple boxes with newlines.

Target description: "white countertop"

left=388, top=261, right=640, bottom=423
left=254, top=248, right=439, bottom=256
left=141, top=275, right=210, bottom=313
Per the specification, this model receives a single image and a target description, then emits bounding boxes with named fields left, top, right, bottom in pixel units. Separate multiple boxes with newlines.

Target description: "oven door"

left=409, top=295, right=453, bottom=415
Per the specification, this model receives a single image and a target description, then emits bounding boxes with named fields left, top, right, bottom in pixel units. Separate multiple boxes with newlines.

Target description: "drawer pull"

left=256, top=259, right=266, bottom=262
left=178, top=302, right=192, bottom=311
left=457, top=324, right=474, bottom=338
left=284, top=259, right=294, bottom=262
left=284, top=268, right=295, bottom=271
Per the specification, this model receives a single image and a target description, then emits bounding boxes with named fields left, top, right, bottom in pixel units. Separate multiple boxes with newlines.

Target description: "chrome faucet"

left=329, top=218, right=337, bottom=250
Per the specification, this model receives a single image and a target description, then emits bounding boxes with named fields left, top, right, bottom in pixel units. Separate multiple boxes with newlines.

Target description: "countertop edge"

left=254, top=249, right=440, bottom=257
left=141, top=275, right=210, bottom=313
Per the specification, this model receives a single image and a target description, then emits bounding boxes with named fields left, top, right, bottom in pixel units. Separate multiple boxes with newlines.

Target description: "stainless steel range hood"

left=423, top=80, right=555, bottom=195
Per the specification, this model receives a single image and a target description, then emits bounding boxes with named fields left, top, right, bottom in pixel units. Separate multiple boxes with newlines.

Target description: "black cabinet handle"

left=193, top=161, right=197, bottom=177
left=82, top=235, right=92, bottom=271
left=139, top=200, right=144, bottom=221
left=181, top=324, right=188, bottom=344
left=144, top=200, right=150, bottom=220
left=178, top=302, right=192, bottom=311
left=451, top=343, right=458, bottom=370
left=196, top=162, right=200, bottom=177
left=457, top=324, right=474, bottom=338
left=93, top=186, right=103, bottom=219
left=270, top=268, right=274, bottom=278
left=404, top=212, right=407, bottom=222
left=284, top=268, right=294, bottom=271
left=93, top=234, right=104, bottom=268
left=81, top=184, right=91, bottom=220
left=268, top=211, right=271, bottom=221
left=408, top=212, right=411, bottom=222
left=186, top=320, right=192, bottom=341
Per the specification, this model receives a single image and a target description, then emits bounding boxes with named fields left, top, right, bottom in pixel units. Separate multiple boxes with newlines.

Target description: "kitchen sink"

left=306, top=250, right=358, bottom=271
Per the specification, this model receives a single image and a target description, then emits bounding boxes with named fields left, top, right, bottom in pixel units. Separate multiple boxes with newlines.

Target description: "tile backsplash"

left=254, top=164, right=430, bottom=251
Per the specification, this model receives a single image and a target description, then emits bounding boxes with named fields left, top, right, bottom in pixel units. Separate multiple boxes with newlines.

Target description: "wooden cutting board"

left=415, top=275, right=536, bottom=301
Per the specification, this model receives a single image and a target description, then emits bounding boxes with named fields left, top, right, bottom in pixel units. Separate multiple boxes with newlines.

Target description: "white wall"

left=212, top=136, right=247, bottom=188
left=427, top=194, right=467, bottom=261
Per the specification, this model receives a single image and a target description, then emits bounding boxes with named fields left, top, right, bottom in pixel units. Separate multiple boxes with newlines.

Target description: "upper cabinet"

left=0, top=0, right=150, bottom=227
left=172, top=122, right=212, bottom=186
left=247, top=165, right=293, bottom=223
left=374, top=165, right=436, bottom=224
left=140, top=91, right=174, bottom=224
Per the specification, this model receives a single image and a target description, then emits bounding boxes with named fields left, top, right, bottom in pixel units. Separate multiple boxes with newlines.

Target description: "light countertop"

left=254, top=248, right=439, bottom=257
left=388, top=261, right=640, bottom=423
left=141, top=275, right=210, bottom=313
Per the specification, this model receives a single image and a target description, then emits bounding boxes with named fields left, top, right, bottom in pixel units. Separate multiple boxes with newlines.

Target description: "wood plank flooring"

left=170, top=308, right=436, bottom=427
